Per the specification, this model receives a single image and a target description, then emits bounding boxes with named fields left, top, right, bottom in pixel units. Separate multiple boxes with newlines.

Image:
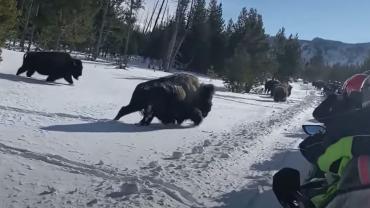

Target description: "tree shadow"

left=0, top=72, right=68, bottom=86
left=215, top=94, right=275, bottom=103
left=284, top=132, right=307, bottom=139
left=214, top=96, right=281, bottom=109
left=215, top=150, right=310, bottom=208
left=250, top=150, right=301, bottom=172
left=41, top=120, right=194, bottom=133
left=115, top=76, right=154, bottom=82
left=0, top=104, right=99, bottom=121
left=214, top=183, right=278, bottom=208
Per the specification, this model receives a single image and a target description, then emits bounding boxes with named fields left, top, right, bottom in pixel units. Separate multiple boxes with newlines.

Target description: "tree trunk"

left=93, top=0, right=109, bottom=60
left=20, top=0, right=34, bottom=52
left=27, top=25, right=36, bottom=52
left=163, top=22, right=178, bottom=72
left=144, top=0, right=160, bottom=33
left=55, top=9, right=63, bottom=50
left=163, top=0, right=192, bottom=71
left=152, top=0, right=166, bottom=30
left=122, top=0, right=134, bottom=69
left=170, top=33, right=187, bottom=70
left=163, top=1, right=184, bottom=72
left=142, top=12, right=149, bottom=33
left=160, top=0, right=168, bottom=26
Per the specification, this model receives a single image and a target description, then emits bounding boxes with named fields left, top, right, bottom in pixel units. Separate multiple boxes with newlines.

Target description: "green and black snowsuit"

left=300, top=135, right=370, bottom=207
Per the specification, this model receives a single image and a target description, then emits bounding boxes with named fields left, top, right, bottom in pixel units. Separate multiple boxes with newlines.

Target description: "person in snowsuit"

left=298, top=134, right=370, bottom=208
left=274, top=105, right=370, bottom=208
left=313, top=73, right=370, bottom=123
left=312, top=92, right=362, bottom=123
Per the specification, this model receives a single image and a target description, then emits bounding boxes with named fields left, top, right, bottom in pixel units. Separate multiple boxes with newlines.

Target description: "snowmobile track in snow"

left=141, top=90, right=319, bottom=207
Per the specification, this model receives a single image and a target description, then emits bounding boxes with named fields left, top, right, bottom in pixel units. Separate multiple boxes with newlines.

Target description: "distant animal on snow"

left=273, top=83, right=292, bottom=102
left=114, top=73, right=215, bottom=126
left=264, top=80, right=280, bottom=94
left=16, top=52, right=83, bottom=84
left=312, top=80, right=326, bottom=90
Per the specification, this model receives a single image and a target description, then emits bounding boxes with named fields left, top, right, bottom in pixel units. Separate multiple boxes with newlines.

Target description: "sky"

left=141, top=0, right=370, bottom=44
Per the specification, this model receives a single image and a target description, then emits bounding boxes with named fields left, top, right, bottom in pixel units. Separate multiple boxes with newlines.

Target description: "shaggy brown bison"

left=265, top=80, right=280, bottom=94
left=114, top=73, right=215, bottom=126
left=16, top=52, right=83, bottom=84
left=273, top=83, right=292, bottom=102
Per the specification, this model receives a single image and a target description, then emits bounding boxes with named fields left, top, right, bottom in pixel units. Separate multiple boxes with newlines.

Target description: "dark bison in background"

left=114, top=73, right=215, bottom=126
left=312, top=80, right=326, bottom=90
left=16, top=52, right=83, bottom=84
left=265, top=80, right=280, bottom=94
left=273, top=83, right=292, bottom=102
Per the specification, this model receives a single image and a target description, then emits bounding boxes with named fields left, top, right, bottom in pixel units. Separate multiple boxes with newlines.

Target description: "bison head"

left=72, top=59, right=83, bottom=80
left=197, top=84, right=215, bottom=117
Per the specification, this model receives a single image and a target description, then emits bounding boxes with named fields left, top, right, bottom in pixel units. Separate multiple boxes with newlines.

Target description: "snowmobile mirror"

left=273, top=168, right=301, bottom=207
left=302, top=125, right=326, bottom=136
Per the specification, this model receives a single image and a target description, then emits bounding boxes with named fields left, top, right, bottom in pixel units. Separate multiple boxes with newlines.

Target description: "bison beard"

left=16, top=52, right=83, bottom=84
left=114, top=73, right=215, bottom=126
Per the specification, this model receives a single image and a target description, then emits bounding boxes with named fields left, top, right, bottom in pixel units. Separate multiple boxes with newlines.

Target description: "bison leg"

left=114, top=104, right=143, bottom=121
left=26, top=70, right=35, bottom=77
left=190, top=108, right=203, bottom=126
left=64, top=75, right=73, bottom=84
left=139, top=115, right=154, bottom=126
left=46, top=75, right=58, bottom=82
left=176, top=118, right=185, bottom=125
left=16, top=67, right=27, bottom=76
left=139, top=105, right=154, bottom=126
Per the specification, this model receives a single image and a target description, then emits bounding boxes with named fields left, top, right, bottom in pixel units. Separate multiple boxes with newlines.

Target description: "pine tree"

left=207, top=0, right=226, bottom=75
left=179, top=0, right=208, bottom=73
left=0, top=0, right=17, bottom=61
left=273, top=28, right=302, bottom=81
left=224, top=8, right=271, bottom=91
left=163, top=0, right=190, bottom=71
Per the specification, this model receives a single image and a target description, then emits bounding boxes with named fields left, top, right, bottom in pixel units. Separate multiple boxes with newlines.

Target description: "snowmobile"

left=273, top=124, right=370, bottom=208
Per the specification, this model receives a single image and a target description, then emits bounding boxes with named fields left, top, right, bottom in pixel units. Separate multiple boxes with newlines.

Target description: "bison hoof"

left=139, top=121, right=150, bottom=126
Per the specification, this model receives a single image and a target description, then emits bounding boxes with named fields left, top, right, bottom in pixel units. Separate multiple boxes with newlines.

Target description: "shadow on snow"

left=41, top=120, right=195, bottom=133
left=215, top=149, right=308, bottom=208
left=0, top=72, right=69, bottom=86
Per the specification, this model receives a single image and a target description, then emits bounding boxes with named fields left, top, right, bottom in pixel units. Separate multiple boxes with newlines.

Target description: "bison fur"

left=114, top=73, right=215, bottom=126
left=273, top=83, right=292, bottom=102
left=265, top=80, right=280, bottom=94
left=16, top=52, right=83, bottom=84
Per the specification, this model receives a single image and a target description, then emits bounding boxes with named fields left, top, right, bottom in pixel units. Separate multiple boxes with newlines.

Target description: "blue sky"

left=142, top=0, right=370, bottom=43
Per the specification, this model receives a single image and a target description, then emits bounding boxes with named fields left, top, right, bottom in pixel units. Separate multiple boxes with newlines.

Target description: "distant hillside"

left=300, top=38, right=370, bottom=66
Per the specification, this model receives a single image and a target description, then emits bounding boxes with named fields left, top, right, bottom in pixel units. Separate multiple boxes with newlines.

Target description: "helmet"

left=342, top=73, right=368, bottom=96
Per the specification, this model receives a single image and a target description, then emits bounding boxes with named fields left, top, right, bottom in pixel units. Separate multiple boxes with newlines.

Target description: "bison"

left=16, top=52, right=83, bottom=84
left=273, top=83, right=292, bottom=102
left=312, top=80, right=326, bottom=90
left=114, top=73, right=215, bottom=126
left=265, top=80, right=280, bottom=94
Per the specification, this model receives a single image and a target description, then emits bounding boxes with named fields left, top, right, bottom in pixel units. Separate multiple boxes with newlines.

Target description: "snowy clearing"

left=0, top=49, right=319, bottom=208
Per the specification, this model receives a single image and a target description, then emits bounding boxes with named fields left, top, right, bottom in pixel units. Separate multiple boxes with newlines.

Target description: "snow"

left=0, top=49, right=320, bottom=207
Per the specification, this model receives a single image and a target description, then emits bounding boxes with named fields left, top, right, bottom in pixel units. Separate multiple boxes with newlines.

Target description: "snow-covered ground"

left=0, top=49, right=319, bottom=208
